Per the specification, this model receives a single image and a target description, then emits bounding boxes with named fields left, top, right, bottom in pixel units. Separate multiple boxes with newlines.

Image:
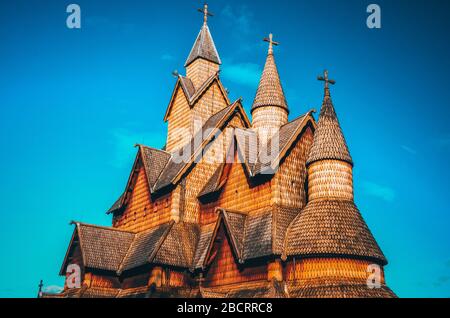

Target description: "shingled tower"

left=164, top=4, right=229, bottom=152
left=252, top=34, right=289, bottom=138
left=284, top=71, right=395, bottom=297
left=185, top=4, right=221, bottom=88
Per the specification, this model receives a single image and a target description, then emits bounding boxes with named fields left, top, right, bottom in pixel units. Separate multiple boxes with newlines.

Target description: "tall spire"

left=251, top=33, right=288, bottom=114
left=306, top=70, right=352, bottom=166
left=184, top=3, right=221, bottom=67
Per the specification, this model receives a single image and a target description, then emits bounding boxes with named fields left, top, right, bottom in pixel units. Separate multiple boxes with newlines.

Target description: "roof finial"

left=198, top=3, right=213, bottom=25
left=263, top=33, right=279, bottom=55
left=317, top=70, right=336, bottom=97
left=37, top=280, right=43, bottom=298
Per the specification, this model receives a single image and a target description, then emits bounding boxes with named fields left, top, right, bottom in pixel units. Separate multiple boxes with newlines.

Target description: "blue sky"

left=0, top=0, right=449, bottom=298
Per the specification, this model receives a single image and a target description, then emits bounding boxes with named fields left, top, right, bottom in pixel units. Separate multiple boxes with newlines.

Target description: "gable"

left=154, top=100, right=250, bottom=193
left=164, top=73, right=230, bottom=122
left=202, top=218, right=267, bottom=287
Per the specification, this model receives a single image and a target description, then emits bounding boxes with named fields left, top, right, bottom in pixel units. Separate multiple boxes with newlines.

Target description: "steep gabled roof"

left=242, top=211, right=273, bottom=260
left=106, top=145, right=171, bottom=214
left=60, top=222, right=135, bottom=274
left=193, top=206, right=301, bottom=270
left=61, top=221, right=200, bottom=275
left=185, top=23, right=221, bottom=67
left=155, top=100, right=250, bottom=192
left=164, top=72, right=230, bottom=122
left=284, top=199, right=387, bottom=265
left=306, top=92, right=353, bottom=166
left=192, top=210, right=246, bottom=270
left=152, top=222, right=200, bottom=268
left=235, top=111, right=316, bottom=177
left=117, top=222, right=173, bottom=274
left=197, top=164, right=226, bottom=199
left=288, top=282, right=396, bottom=298
left=192, top=223, right=216, bottom=270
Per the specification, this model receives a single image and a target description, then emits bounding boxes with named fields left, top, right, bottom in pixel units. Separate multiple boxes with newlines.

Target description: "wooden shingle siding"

left=308, top=160, right=353, bottom=201
left=252, top=106, right=288, bottom=131
left=213, top=154, right=272, bottom=215
left=192, top=81, right=229, bottom=125
left=186, top=59, right=219, bottom=89
left=166, top=88, right=192, bottom=152
left=88, top=274, right=121, bottom=289
left=182, top=114, right=245, bottom=223
left=205, top=226, right=267, bottom=287
left=272, top=126, right=314, bottom=208
left=285, top=258, right=385, bottom=284
left=114, top=166, right=172, bottom=232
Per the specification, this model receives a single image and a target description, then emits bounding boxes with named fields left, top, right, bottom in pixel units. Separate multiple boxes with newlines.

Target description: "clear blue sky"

left=1, top=0, right=449, bottom=298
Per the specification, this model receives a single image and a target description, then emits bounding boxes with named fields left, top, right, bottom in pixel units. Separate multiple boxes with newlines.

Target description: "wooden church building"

left=43, top=4, right=396, bottom=298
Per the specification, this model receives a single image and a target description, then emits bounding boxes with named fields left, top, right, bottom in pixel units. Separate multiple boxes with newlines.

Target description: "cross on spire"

left=198, top=3, right=213, bottom=25
left=317, top=70, right=336, bottom=96
left=263, top=33, right=279, bottom=55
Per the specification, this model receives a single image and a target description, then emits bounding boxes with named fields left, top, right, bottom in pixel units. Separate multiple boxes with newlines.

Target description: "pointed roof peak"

left=185, top=4, right=221, bottom=67
left=307, top=71, right=353, bottom=166
left=251, top=33, right=288, bottom=113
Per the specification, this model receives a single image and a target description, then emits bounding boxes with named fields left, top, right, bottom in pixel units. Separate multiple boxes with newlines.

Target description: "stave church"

left=42, top=4, right=396, bottom=298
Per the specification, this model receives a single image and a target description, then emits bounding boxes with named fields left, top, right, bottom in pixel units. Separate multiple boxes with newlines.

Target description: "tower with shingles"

left=251, top=34, right=289, bottom=139
left=45, top=4, right=396, bottom=299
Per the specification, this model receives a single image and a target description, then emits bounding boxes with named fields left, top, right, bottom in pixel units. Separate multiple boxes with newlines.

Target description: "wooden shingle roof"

left=193, top=206, right=300, bottom=269
left=197, top=164, right=226, bottom=199
left=306, top=93, right=353, bottom=166
left=251, top=45, right=288, bottom=113
left=288, top=282, right=396, bottom=298
left=153, top=222, right=200, bottom=268
left=242, top=211, right=273, bottom=260
left=284, top=200, right=387, bottom=265
left=192, top=224, right=215, bottom=270
left=71, top=223, right=135, bottom=272
left=185, top=23, right=221, bottom=67
left=61, top=221, right=200, bottom=275
left=140, top=146, right=172, bottom=188
left=118, top=222, right=173, bottom=274
left=200, top=280, right=287, bottom=298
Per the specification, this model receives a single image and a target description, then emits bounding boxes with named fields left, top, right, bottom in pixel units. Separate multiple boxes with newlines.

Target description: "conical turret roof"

left=306, top=87, right=352, bottom=166
left=251, top=35, right=288, bottom=113
left=284, top=199, right=387, bottom=265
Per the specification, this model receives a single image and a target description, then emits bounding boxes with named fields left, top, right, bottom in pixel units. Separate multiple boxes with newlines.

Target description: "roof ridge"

left=280, top=109, right=315, bottom=128
left=136, top=144, right=171, bottom=156
left=70, top=221, right=135, bottom=234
